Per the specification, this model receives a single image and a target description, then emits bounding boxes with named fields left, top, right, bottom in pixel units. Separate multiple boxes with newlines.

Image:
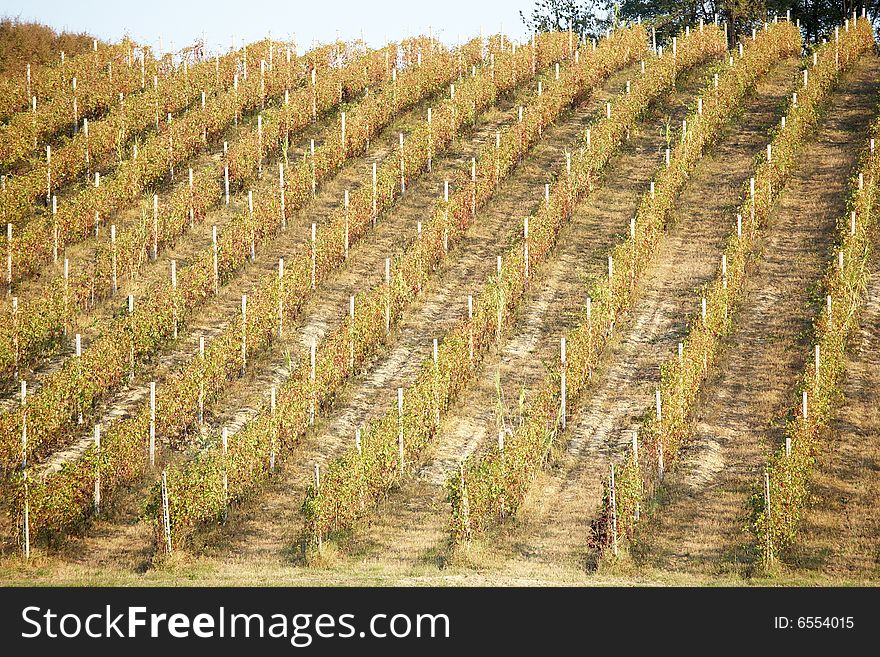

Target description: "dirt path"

left=463, top=58, right=804, bottom=575
left=785, top=259, right=880, bottom=581
left=344, top=65, right=728, bottom=572
left=191, top=63, right=645, bottom=567
left=633, top=56, right=880, bottom=579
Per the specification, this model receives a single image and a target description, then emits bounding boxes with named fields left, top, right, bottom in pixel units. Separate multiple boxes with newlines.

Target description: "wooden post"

left=149, top=381, right=156, bottom=467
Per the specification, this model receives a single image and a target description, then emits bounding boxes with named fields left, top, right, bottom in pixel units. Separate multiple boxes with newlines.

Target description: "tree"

left=520, top=0, right=611, bottom=41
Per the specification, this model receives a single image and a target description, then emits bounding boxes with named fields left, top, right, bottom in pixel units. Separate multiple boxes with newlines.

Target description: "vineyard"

left=0, top=11, right=878, bottom=587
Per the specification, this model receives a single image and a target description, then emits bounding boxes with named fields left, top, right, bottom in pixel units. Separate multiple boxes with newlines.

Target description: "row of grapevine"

left=751, top=77, right=880, bottom=565
left=143, top=26, right=642, bottom=552
left=1, top=40, right=382, bottom=285
left=590, top=18, right=874, bottom=558
left=0, top=37, right=480, bottom=467
left=301, top=23, right=726, bottom=550
left=447, top=19, right=802, bottom=544
left=8, top=30, right=582, bottom=543
left=0, top=40, right=273, bottom=227
left=0, top=40, right=417, bottom=381
left=0, top=38, right=142, bottom=124
left=1, top=46, right=149, bottom=170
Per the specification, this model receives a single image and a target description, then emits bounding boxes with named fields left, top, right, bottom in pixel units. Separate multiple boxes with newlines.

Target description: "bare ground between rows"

left=784, top=254, right=880, bottom=581
left=631, top=55, right=880, bottom=579
left=14, top=64, right=607, bottom=565
left=454, top=57, right=805, bottom=576
left=343, top=61, right=738, bottom=572
left=183, top=62, right=646, bottom=567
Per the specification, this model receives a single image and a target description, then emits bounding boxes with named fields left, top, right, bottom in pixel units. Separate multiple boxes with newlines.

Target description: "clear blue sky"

left=1, top=0, right=546, bottom=54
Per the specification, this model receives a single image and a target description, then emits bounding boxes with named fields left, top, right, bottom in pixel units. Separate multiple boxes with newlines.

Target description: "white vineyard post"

left=610, top=463, right=618, bottom=557
left=524, top=217, right=529, bottom=279
left=12, top=297, right=19, bottom=378
left=149, top=381, right=156, bottom=468
left=433, top=338, right=440, bottom=426
left=93, top=424, right=101, bottom=515
left=560, top=336, right=567, bottom=430
left=311, top=223, right=316, bottom=289
left=399, top=132, right=405, bottom=195
left=496, top=255, right=503, bottom=345
left=188, top=168, right=194, bottom=228
left=764, top=470, right=772, bottom=562
left=344, top=190, right=350, bottom=260
left=656, top=388, right=664, bottom=481
left=468, top=294, right=474, bottom=362
left=270, top=386, right=277, bottom=473
left=349, top=295, right=355, bottom=369
left=427, top=107, right=432, bottom=172
left=62, top=258, right=69, bottom=335
left=371, top=162, right=378, bottom=226
left=198, top=335, right=205, bottom=425
left=241, top=295, right=247, bottom=375
left=212, top=225, right=219, bottom=294
left=309, top=336, right=316, bottom=425
left=397, top=387, right=405, bottom=474
left=171, top=260, right=178, bottom=339
left=311, top=140, right=316, bottom=196
left=75, top=334, right=83, bottom=424
left=279, top=162, right=286, bottom=229
left=52, top=195, right=58, bottom=263
left=224, top=164, right=230, bottom=205
left=814, top=345, right=820, bottom=385
left=222, top=428, right=229, bottom=519
left=257, top=114, right=263, bottom=179
left=632, top=430, right=640, bottom=520
left=248, top=192, right=255, bottom=262
left=128, top=295, right=135, bottom=382
left=385, top=258, right=391, bottom=334
left=46, top=145, right=51, bottom=205
left=6, top=223, right=11, bottom=295
left=278, top=258, right=284, bottom=338
left=802, top=390, right=808, bottom=421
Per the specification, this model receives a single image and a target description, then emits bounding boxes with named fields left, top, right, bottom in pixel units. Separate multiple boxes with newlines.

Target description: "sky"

left=0, top=0, right=546, bottom=54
